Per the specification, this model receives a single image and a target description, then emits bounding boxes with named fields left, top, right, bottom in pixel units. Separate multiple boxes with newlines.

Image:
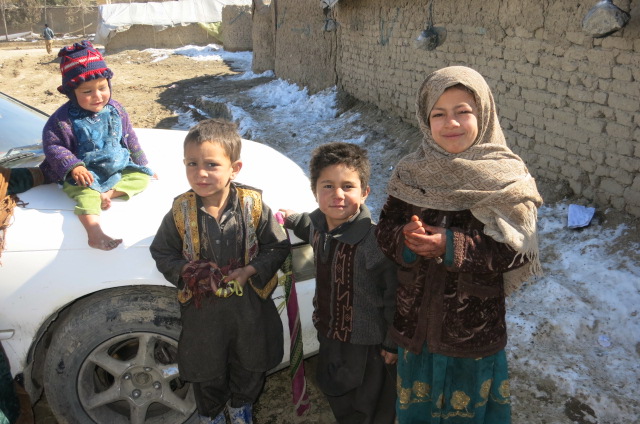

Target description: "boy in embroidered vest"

left=279, top=142, right=398, bottom=424
left=40, top=40, right=154, bottom=251
left=150, top=119, right=289, bottom=424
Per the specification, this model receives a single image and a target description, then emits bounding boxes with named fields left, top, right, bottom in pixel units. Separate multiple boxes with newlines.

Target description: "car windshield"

left=0, top=92, right=47, bottom=168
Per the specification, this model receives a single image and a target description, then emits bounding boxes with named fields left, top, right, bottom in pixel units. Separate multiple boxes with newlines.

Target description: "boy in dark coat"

left=280, top=142, right=398, bottom=424
left=150, top=119, right=290, bottom=424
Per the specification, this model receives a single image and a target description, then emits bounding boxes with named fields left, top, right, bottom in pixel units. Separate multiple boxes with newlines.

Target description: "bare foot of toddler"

left=88, top=233, right=122, bottom=251
left=79, top=214, right=122, bottom=251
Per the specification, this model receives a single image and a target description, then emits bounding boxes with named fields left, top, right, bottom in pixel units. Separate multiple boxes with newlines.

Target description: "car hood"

left=6, top=128, right=316, bottom=252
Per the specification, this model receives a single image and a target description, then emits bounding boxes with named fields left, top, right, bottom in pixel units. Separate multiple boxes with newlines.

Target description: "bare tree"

left=1, top=0, right=38, bottom=39
left=13, top=0, right=40, bottom=28
left=1, top=0, right=14, bottom=40
left=66, top=0, right=91, bottom=37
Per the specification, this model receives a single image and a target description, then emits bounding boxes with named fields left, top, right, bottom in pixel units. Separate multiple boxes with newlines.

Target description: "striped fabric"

left=57, top=40, right=113, bottom=93
left=276, top=212, right=310, bottom=416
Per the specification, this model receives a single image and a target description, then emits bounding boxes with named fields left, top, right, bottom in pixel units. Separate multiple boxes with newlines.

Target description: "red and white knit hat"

left=57, top=40, right=114, bottom=94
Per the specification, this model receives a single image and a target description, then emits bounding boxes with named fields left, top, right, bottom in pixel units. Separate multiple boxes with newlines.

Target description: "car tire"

left=42, top=286, right=198, bottom=424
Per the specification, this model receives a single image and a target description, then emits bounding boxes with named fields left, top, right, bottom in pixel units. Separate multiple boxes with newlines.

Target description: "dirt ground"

left=0, top=40, right=259, bottom=129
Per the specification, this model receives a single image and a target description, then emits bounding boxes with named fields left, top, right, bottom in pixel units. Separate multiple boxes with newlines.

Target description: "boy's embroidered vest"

left=172, top=186, right=278, bottom=303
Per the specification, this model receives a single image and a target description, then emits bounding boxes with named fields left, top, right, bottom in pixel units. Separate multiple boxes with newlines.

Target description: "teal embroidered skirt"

left=396, top=343, right=511, bottom=423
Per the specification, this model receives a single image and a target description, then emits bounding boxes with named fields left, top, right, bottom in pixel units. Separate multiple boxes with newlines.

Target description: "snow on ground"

left=147, top=45, right=640, bottom=424
left=509, top=203, right=639, bottom=423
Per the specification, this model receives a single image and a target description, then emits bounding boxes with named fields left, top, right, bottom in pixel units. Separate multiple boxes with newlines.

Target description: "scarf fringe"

left=0, top=195, right=18, bottom=264
left=476, top=201, right=543, bottom=296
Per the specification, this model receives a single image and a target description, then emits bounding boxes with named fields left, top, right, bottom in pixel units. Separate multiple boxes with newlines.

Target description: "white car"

left=0, top=92, right=318, bottom=424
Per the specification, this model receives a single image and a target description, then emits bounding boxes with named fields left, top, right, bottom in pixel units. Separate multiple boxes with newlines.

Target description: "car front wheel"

left=42, top=286, right=198, bottom=424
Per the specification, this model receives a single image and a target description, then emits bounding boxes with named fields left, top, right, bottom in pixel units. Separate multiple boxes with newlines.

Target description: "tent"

left=95, top=0, right=251, bottom=51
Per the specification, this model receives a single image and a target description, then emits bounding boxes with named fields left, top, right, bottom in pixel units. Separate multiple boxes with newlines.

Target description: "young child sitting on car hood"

left=40, top=40, right=154, bottom=251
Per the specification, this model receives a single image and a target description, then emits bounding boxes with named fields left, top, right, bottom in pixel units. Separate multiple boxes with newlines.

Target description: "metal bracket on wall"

left=582, top=0, right=630, bottom=38
left=415, top=0, right=446, bottom=51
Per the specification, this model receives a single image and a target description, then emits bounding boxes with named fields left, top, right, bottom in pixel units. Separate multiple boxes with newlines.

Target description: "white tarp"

left=95, top=0, right=251, bottom=46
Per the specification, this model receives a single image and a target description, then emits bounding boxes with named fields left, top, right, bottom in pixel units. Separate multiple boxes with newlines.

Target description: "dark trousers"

left=193, top=366, right=265, bottom=418
left=318, top=339, right=397, bottom=424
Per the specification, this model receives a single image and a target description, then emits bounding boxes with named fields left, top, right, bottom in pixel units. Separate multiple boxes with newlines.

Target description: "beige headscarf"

left=387, top=66, right=543, bottom=293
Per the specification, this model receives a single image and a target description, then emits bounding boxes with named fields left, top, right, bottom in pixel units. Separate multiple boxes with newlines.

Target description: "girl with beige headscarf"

left=375, top=66, right=542, bottom=423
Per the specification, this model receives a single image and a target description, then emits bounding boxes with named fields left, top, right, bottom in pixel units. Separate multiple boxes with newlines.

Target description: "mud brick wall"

left=254, top=0, right=640, bottom=217
left=271, top=0, right=338, bottom=93
left=104, top=24, right=218, bottom=53
left=251, top=1, right=276, bottom=72
left=222, top=5, right=253, bottom=52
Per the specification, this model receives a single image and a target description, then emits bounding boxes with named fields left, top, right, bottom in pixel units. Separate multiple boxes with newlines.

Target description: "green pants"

left=63, top=170, right=150, bottom=215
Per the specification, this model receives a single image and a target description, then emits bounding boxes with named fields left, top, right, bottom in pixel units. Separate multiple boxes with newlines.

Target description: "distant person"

left=280, top=142, right=398, bottom=424
left=42, top=23, right=54, bottom=54
left=150, top=119, right=290, bottom=424
left=40, top=40, right=155, bottom=251
left=376, top=66, right=543, bottom=423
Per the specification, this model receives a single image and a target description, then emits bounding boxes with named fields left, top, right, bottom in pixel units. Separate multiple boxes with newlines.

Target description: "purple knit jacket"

left=40, top=99, right=149, bottom=183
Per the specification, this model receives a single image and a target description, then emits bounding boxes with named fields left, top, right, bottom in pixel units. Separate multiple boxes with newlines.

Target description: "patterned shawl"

left=387, top=66, right=543, bottom=293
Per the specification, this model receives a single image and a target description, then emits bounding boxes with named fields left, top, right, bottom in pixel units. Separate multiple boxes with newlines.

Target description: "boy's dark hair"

left=183, top=119, right=242, bottom=162
left=309, top=142, right=370, bottom=195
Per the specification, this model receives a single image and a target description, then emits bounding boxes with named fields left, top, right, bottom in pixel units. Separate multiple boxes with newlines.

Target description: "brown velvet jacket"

left=375, top=196, right=526, bottom=358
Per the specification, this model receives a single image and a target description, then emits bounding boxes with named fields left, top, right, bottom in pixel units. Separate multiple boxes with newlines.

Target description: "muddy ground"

left=0, top=41, right=262, bottom=129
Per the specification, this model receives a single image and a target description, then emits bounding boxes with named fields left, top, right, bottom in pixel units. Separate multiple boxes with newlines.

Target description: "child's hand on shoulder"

left=278, top=208, right=297, bottom=218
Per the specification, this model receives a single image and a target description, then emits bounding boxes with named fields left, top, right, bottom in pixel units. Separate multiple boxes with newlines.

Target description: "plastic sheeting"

left=95, top=0, right=251, bottom=46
